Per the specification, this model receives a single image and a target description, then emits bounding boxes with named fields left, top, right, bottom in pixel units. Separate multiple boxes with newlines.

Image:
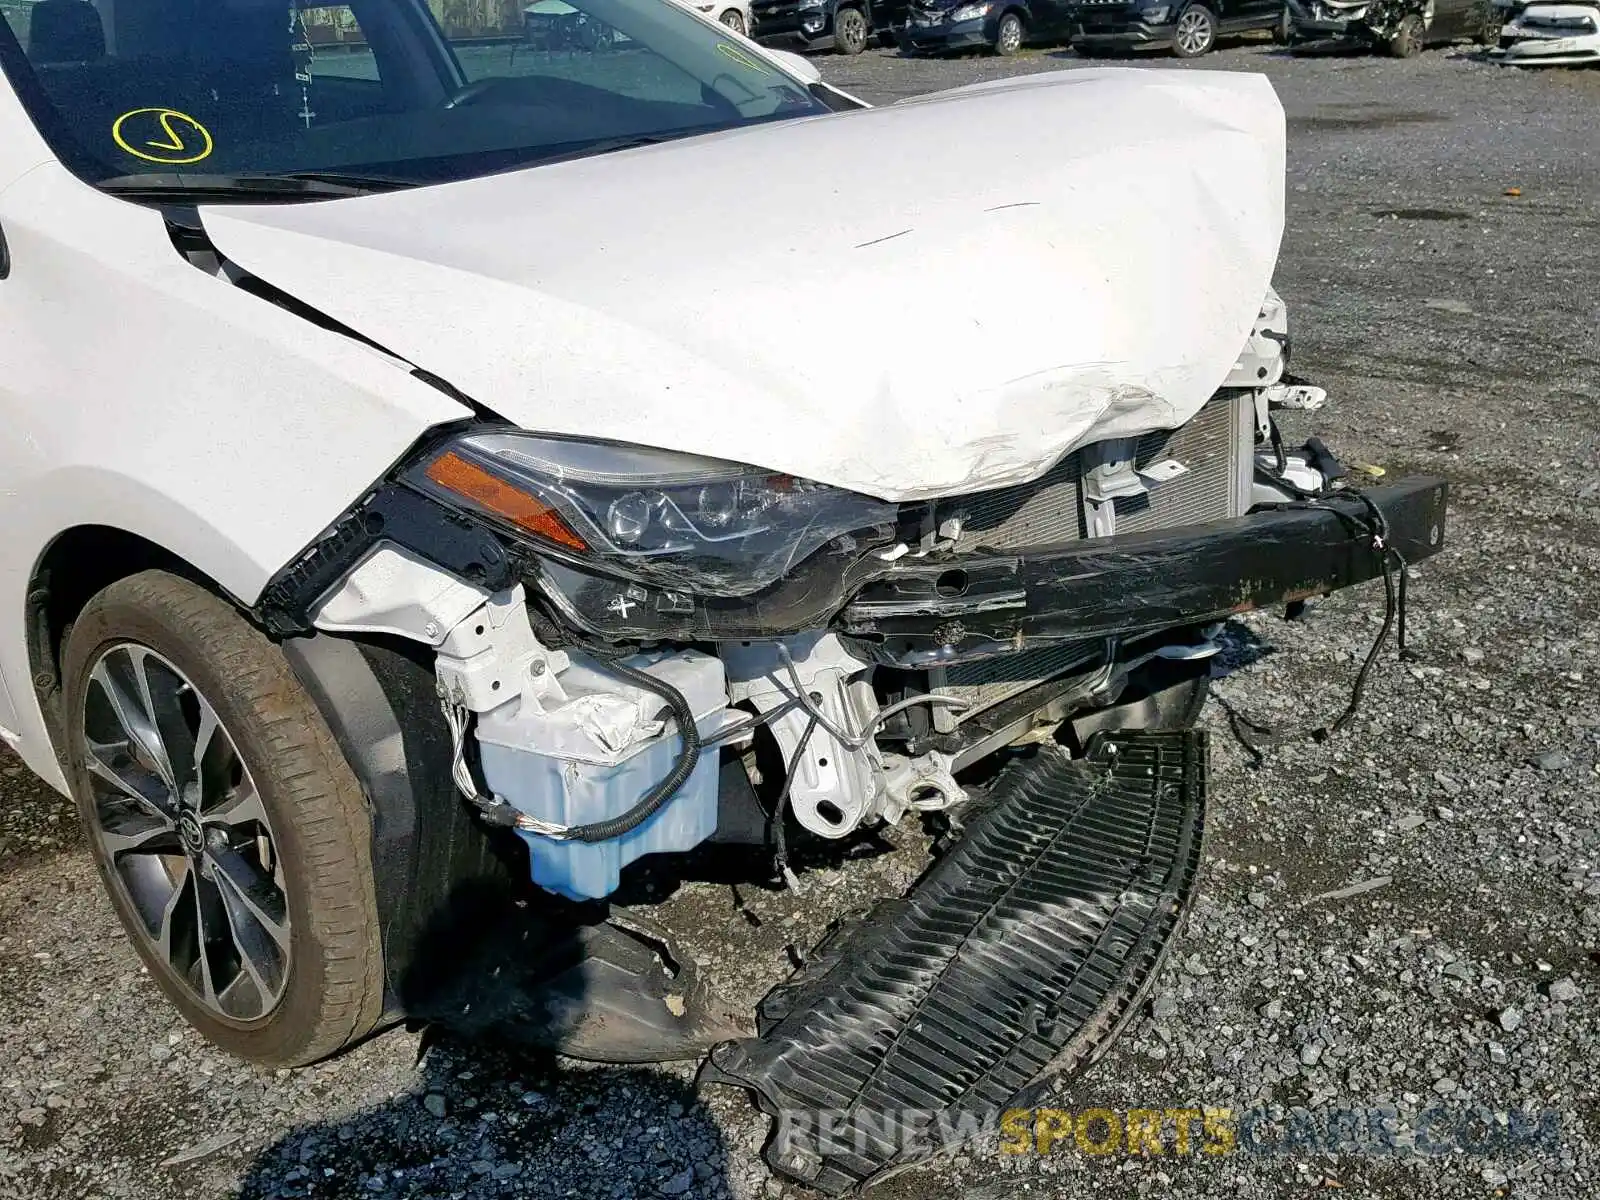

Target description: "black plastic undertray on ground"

left=701, top=730, right=1208, bottom=1194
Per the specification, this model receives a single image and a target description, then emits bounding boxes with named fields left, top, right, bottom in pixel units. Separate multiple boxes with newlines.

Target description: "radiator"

left=928, top=391, right=1253, bottom=730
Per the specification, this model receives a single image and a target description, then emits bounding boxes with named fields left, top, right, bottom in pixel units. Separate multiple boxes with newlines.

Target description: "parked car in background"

left=898, top=0, right=1073, bottom=55
left=751, top=0, right=906, bottom=51
left=1488, top=0, right=1600, bottom=61
left=1071, top=0, right=1291, bottom=57
left=1288, top=0, right=1499, bottom=53
left=676, top=0, right=757, bottom=33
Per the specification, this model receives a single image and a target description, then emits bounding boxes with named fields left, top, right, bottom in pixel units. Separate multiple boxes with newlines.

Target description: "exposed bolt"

left=423, top=621, right=440, bottom=640
left=528, top=659, right=546, bottom=678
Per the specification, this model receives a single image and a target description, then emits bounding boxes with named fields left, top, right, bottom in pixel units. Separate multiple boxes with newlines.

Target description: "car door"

left=1426, top=0, right=1475, bottom=37
left=1025, top=0, right=1075, bottom=38
left=1216, top=0, right=1280, bottom=30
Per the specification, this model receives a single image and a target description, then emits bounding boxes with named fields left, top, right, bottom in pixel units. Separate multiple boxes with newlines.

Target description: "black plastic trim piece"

left=702, top=731, right=1208, bottom=1194
left=840, top=479, right=1447, bottom=658
left=281, top=633, right=523, bottom=1021
left=258, top=483, right=516, bottom=636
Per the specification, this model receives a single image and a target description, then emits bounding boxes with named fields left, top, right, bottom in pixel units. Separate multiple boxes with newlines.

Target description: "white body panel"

left=0, top=159, right=468, bottom=784
left=0, top=61, right=1284, bottom=791
left=201, top=68, right=1285, bottom=503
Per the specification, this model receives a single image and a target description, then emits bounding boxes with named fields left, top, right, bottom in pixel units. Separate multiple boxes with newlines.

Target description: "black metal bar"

left=840, top=478, right=1448, bottom=654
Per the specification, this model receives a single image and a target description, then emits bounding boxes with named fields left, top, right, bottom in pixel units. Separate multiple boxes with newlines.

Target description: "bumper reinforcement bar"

left=701, top=730, right=1207, bottom=1194
left=840, top=478, right=1448, bottom=657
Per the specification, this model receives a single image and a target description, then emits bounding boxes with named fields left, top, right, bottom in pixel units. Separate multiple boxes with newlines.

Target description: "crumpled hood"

left=201, top=68, right=1284, bottom=503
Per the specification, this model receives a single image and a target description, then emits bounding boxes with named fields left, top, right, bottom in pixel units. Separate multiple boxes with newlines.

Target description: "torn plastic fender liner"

left=840, top=478, right=1447, bottom=657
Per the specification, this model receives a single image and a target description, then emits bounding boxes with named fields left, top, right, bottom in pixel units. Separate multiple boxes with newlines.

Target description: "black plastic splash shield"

left=701, top=730, right=1207, bottom=1194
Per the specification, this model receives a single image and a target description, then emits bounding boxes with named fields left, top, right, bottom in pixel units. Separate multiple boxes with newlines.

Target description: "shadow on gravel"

left=235, top=878, right=736, bottom=1200
left=234, top=1049, right=722, bottom=1200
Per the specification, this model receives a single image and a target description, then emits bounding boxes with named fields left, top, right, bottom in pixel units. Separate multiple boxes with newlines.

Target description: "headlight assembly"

left=408, top=431, right=897, bottom=597
left=950, top=2, right=992, bottom=18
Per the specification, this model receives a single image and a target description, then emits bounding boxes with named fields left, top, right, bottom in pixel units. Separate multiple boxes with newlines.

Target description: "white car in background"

left=1489, top=0, right=1600, bottom=62
left=678, top=0, right=755, bottom=33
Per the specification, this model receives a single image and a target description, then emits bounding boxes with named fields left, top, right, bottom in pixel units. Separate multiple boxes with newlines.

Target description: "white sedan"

left=676, top=0, right=756, bottom=32
left=1489, top=1, right=1600, bottom=62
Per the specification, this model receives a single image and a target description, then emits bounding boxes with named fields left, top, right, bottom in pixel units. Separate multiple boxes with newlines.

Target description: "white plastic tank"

left=475, top=649, right=736, bottom=901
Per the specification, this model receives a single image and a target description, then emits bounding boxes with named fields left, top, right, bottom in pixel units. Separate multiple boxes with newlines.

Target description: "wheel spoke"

left=203, top=777, right=269, bottom=832
left=209, top=856, right=286, bottom=1010
left=84, top=736, right=173, bottom=816
left=192, top=871, right=227, bottom=1009
left=100, top=812, right=179, bottom=857
left=207, top=845, right=291, bottom=953
left=129, top=648, right=200, bottom=794
left=154, top=859, right=193, bottom=962
left=91, top=656, right=177, bottom=794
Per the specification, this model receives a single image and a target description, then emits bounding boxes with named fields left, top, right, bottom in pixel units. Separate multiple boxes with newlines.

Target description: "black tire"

left=1474, top=5, right=1500, bottom=44
left=719, top=6, right=746, bottom=32
left=833, top=4, right=869, bottom=53
left=1273, top=2, right=1293, bottom=43
left=1171, top=3, right=1217, bottom=56
left=993, top=10, right=1025, bottom=54
left=63, top=571, right=384, bottom=1067
left=1388, top=12, right=1423, bottom=55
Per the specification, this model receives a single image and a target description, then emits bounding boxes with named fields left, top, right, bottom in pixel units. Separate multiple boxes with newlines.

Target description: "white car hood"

left=201, top=68, right=1284, bottom=503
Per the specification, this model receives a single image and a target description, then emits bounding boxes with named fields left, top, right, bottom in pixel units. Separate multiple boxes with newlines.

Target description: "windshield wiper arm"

left=97, top=171, right=414, bottom=201
left=522, top=133, right=685, bottom=167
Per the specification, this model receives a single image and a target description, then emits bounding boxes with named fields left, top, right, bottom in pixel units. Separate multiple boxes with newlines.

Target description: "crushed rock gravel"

left=2, top=40, right=1596, bottom=1200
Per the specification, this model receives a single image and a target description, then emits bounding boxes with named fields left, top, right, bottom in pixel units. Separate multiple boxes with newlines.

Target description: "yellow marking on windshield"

left=111, top=109, right=215, bottom=165
left=715, top=41, right=776, bottom=73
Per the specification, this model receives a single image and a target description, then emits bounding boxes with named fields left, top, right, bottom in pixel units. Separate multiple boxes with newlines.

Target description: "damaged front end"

left=264, top=285, right=1445, bottom=901
left=257, top=280, right=1447, bottom=1188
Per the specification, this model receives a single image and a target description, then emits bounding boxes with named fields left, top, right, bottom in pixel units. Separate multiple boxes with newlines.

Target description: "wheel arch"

left=25, top=524, right=232, bottom=774
left=28, top=529, right=523, bottom=1024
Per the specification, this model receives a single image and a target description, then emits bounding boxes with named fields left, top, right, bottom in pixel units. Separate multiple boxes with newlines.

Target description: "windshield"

left=0, top=0, right=827, bottom=195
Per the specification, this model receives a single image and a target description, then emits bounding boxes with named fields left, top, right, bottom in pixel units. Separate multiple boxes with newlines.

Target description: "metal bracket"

left=434, top=585, right=570, bottom=714
left=721, top=633, right=885, bottom=839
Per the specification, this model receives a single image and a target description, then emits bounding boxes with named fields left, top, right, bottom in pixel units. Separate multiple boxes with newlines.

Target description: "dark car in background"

left=1071, top=0, right=1291, bottom=55
left=751, top=0, right=907, bottom=50
left=898, top=0, right=1076, bottom=53
left=1287, top=0, right=1498, bottom=53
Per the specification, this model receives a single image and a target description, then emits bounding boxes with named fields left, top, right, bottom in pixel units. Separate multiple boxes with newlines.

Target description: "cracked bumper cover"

left=839, top=478, right=1448, bottom=658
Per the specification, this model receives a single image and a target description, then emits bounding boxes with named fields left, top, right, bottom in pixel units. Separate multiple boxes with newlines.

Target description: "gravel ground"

left=3, top=39, right=1599, bottom=1200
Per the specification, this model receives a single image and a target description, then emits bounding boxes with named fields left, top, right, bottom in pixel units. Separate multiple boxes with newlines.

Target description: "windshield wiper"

left=97, top=171, right=415, bottom=201
left=521, top=133, right=685, bottom=168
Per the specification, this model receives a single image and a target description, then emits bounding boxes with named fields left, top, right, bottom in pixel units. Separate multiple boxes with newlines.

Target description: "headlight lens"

left=409, top=432, right=896, bottom=596
left=950, top=2, right=991, bottom=17
left=798, top=0, right=826, bottom=9
left=1140, top=4, right=1171, bottom=19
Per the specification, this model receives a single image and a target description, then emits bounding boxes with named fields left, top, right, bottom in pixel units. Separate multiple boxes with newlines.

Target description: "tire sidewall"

left=62, top=575, right=377, bottom=1065
left=1390, top=13, right=1422, bottom=54
left=1275, top=2, right=1293, bottom=43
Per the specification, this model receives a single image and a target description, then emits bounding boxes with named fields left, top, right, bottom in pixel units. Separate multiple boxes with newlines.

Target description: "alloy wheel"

left=81, top=643, right=290, bottom=1023
left=1174, top=7, right=1213, bottom=53
left=835, top=6, right=868, bottom=52
left=720, top=8, right=746, bottom=32
left=997, top=13, right=1023, bottom=52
